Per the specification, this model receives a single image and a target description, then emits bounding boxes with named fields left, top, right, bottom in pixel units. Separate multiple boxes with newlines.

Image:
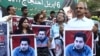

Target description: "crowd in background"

left=0, top=1, right=100, bottom=56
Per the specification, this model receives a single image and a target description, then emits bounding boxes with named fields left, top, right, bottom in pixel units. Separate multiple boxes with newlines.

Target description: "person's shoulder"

left=84, top=45, right=92, bottom=55
left=13, top=46, right=20, bottom=52
left=84, top=17, right=94, bottom=22
left=29, top=46, right=34, bottom=50
left=13, top=29, right=21, bottom=34
left=65, top=43, right=74, bottom=50
left=28, top=29, right=33, bottom=34
left=2, top=15, right=9, bottom=19
left=86, top=17, right=94, bottom=25
left=67, top=17, right=77, bottom=23
left=84, top=45, right=91, bottom=50
left=29, top=46, right=34, bottom=52
left=45, top=36, right=49, bottom=40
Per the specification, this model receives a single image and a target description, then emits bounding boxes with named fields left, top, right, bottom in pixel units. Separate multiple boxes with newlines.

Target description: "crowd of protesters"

left=0, top=1, right=100, bottom=56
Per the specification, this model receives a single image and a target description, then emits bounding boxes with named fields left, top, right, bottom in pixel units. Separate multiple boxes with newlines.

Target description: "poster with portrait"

left=32, top=25, right=51, bottom=36
left=64, top=28, right=93, bottom=56
left=11, top=16, right=34, bottom=33
left=32, top=25, right=51, bottom=56
left=10, top=34, right=37, bottom=56
left=0, top=22, right=9, bottom=56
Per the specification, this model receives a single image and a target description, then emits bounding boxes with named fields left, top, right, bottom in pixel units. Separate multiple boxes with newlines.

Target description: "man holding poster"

left=67, top=2, right=94, bottom=30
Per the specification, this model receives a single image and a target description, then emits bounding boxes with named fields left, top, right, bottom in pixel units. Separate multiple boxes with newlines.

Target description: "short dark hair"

left=7, top=5, right=13, bottom=12
left=74, top=32, right=87, bottom=42
left=21, top=6, right=27, bottom=12
left=50, top=11, right=55, bottom=14
left=38, top=28, right=46, bottom=32
left=20, top=37, right=30, bottom=45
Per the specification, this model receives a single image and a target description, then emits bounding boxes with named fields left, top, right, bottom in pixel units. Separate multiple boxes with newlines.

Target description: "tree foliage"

left=78, top=0, right=100, bottom=12
left=86, top=0, right=100, bottom=12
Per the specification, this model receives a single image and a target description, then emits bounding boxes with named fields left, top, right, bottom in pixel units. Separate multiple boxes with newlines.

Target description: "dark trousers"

left=37, top=47, right=50, bottom=56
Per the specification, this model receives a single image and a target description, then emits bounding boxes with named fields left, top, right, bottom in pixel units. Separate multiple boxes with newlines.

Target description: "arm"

left=47, top=38, right=51, bottom=48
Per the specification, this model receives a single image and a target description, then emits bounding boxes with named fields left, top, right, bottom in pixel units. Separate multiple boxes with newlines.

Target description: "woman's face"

left=38, top=14, right=43, bottom=22
left=57, top=13, right=64, bottom=22
left=22, top=19, right=29, bottom=28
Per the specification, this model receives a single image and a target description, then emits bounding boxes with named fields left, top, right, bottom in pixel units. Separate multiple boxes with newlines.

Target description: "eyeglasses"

left=76, top=7, right=84, bottom=10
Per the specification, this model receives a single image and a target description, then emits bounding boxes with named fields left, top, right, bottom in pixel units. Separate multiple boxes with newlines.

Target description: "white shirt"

left=50, top=23, right=67, bottom=49
left=50, top=23, right=67, bottom=38
left=1, top=15, right=12, bottom=32
left=66, top=16, right=94, bottom=30
left=1, top=15, right=19, bottom=33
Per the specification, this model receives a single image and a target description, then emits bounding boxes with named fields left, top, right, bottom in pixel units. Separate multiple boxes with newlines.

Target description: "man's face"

left=85, top=10, right=91, bottom=18
left=75, top=4, right=86, bottom=16
left=51, top=13, right=55, bottom=18
left=23, top=9, right=28, bottom=15
left=9, top=7, right=16, bottom=15
left=38, top=31, right=46, bottom=39
left=74, top=37, right=85, bottom=50
left=20, top=41, right=29, bottom=51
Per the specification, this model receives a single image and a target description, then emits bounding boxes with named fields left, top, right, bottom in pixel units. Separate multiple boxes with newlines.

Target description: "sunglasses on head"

left=40, top=17, right=43, bottom=19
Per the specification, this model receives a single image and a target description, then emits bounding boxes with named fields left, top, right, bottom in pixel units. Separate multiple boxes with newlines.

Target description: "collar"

left=75, top=16, right=88, bottom=22
left=72, top=45, right=86, bottom=52
left=19, top=47, right=30, bottom=53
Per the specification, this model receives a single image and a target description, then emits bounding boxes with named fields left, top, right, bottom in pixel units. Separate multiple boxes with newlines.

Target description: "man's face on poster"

left=20, top=41, right=29, bottom=51
left=74, top=37, right=85, bottom=50
left=38, top=31, right=46, bottom=39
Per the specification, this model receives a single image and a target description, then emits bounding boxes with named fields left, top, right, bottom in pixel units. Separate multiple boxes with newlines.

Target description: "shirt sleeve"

left=30, top=47, right=35, bottom=56
left=0, top=16, right=8, bottom=22
left=87, top=46, right=92, bottom=56
left=65, top=45, right=71, bottom=56
left=13, top=48, right=17, bottom=56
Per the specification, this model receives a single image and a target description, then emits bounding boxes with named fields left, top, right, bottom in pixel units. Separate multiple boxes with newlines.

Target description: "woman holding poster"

left=14, top=17, right=33, bottom=34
